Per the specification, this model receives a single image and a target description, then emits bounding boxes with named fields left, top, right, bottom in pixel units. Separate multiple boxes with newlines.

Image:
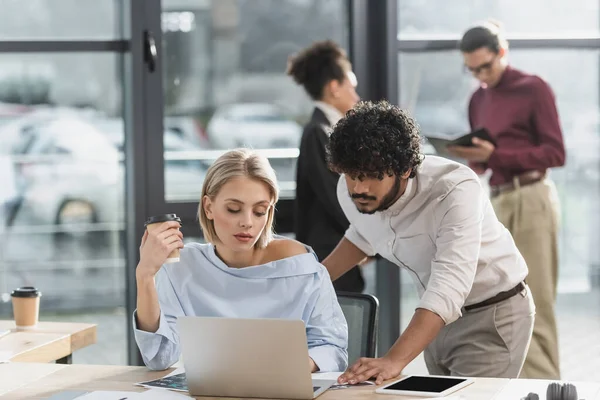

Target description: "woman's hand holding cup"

left=137, top=214, right=184, bottom=280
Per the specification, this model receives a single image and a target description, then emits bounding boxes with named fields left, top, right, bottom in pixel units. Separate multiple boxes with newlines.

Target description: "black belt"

left=464, top=282, right=526, bottom=311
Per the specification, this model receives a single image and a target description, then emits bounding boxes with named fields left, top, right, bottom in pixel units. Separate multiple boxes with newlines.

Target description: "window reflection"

left=0, top=53, right=126, bottom=365
left=162, top=0, right=349, bottom=201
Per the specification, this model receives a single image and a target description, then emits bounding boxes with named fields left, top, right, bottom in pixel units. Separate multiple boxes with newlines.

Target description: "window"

left=0, top=0, right=122, bottom=40
left=397, top=1, right=600, bottom=380
left=161, top=0, right=350, bottom=202
left=0, top=52, right=127, bottom=365
left=398, top=0, right=600, bottom=38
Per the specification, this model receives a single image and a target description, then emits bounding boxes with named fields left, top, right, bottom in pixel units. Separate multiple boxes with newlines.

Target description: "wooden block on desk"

left=0, top=320, right=97, bottom=353
left=0, top=331, right=71, bottom=363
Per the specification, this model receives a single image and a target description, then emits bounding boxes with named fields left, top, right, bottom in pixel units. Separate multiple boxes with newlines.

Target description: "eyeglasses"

left=464, top=55, right=498, bottom=75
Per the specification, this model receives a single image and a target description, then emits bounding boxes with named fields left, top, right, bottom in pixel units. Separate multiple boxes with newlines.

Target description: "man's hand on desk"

left=447, top=137, right=495, bottom=162
left=337, top=355, right=403, bottom=386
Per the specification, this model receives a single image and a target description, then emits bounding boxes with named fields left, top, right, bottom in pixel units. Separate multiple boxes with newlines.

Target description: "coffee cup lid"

left=11, top=286, right=41, bottom=298
left=145, top=214, right=182, bottom=226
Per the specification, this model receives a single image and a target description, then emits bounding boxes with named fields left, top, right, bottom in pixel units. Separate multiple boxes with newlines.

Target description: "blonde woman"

left=134, top=149, right=348, bottom=372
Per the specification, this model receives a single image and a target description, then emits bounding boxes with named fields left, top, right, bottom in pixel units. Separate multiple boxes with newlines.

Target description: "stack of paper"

left=48, top=389, right=193, bottom=399
left=0, top=351, right=12, bottom=363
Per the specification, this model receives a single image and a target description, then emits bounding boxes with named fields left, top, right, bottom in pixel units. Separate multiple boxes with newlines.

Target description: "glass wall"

left=0, top=0, right=122, bottom=40
left=0, top=0, right=354, bottom=367
left=398, top=0, right=599, bottom=38
left=0, top=3, right=129, bottom=365
left=161, top=0, right=349, bottom=202
left=397, top=1, right=600, bottom=381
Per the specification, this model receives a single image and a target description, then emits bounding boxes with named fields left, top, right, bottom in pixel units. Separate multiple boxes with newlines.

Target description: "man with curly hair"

left=324, top=100, right=534, bottom=383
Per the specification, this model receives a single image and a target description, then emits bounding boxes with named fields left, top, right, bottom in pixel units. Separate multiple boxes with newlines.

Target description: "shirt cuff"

left=309, top=346, right=348, bottom=372
left=417, top=290, right=462, bottom=325
left=133, top=309, right=174, bottom=362
left=486, top=149, right=504, bottom=171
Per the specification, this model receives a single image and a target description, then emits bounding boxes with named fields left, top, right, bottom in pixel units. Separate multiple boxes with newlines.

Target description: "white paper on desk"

left=136, top=389, right=192, bottom=399
left=311, top=371, right=342, bottom=381
left=76, top=391, right=141, bottom=399
left=164, top=367, right=185, bottom=378
left=310, top=371, right=376, bottom=390
left=0, top=350, right=12, bottom=363
left=493, top=379, right=600, bottom=400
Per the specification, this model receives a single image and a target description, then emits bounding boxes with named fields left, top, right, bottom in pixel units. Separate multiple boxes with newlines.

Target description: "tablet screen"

left=384, top=376, right=467, bottom=393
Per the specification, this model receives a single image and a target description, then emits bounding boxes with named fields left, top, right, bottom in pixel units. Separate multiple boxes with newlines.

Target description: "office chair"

left=522, top=382, right=578, bottom=400
left=336, top=292, right=379, bottom=364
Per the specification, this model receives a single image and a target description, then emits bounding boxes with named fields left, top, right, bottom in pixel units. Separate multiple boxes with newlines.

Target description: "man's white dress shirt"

left=338, top=155, right=528, bottom=324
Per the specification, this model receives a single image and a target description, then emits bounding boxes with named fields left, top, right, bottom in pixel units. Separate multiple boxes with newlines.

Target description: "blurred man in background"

left=287, top=40, right=364, bottom=292
left=450, top=21, right=566, bottom=379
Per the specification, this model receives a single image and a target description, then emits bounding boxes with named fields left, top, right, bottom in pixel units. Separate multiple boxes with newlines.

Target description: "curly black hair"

left=286, top=40, right=350, bottom=100
left=327, top=100, right=423, bottom=179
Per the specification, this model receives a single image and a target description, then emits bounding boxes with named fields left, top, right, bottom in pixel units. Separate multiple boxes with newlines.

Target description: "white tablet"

left=375, top=375, right=474, bottom=397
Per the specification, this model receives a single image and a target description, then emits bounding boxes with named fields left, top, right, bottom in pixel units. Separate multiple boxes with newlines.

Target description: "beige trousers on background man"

left=491, top=178, right=561, bottom=379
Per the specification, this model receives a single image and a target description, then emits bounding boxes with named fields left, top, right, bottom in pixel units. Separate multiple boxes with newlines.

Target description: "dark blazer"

left=294, top=107, right=365, bottom=293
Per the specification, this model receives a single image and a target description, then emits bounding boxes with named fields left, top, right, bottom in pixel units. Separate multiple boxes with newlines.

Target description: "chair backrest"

left=336, top=292, right=379, bottom=364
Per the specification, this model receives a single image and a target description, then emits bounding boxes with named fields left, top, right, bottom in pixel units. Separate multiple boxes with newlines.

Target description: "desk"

left=0, top=320, right=97, bottom=364
left=0, top=363, right=510, bottom=399
left=3, top=363, right=600, bottom=400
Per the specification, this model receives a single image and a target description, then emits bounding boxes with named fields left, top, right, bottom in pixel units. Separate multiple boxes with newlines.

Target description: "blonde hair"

left=198, top=149, right=279, bottom=248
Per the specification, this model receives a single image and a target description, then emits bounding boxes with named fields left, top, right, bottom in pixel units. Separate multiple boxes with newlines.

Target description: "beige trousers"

left=424, top=285, right=535, bottom=378
left=491, top=178, right=561, bottom=379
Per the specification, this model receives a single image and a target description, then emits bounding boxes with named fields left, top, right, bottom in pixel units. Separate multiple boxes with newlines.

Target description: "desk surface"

left=0, top=363, right=511, bottom=399
left=0, top=320, right=97, bottom=363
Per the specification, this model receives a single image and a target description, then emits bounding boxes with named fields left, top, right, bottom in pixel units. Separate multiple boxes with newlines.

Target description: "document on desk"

left=136, top=389, right=192, bottom=399
left=75, top=391, right=140, bottom=399
left=135, top=368, right=187, bottom=392
left=311, top=371, right=342, bottom=381
left=0, top=350, right=12, bottom=363
left=73, top=389, right=192, bottom=399
left=311, top=371, right=376, bottom=390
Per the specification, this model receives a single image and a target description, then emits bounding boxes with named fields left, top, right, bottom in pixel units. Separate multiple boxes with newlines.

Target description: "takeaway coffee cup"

left=11, top=287, right=41, bottom=329
left=145, top=214, right=182, bottom=263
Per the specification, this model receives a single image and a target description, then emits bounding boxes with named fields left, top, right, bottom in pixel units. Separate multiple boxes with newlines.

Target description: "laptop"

left=177, top=316, right=337, bottom=399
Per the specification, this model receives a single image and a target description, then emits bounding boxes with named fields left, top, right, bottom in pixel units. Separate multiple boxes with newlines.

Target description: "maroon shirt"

left=468, top=66, right=566, bottom=186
